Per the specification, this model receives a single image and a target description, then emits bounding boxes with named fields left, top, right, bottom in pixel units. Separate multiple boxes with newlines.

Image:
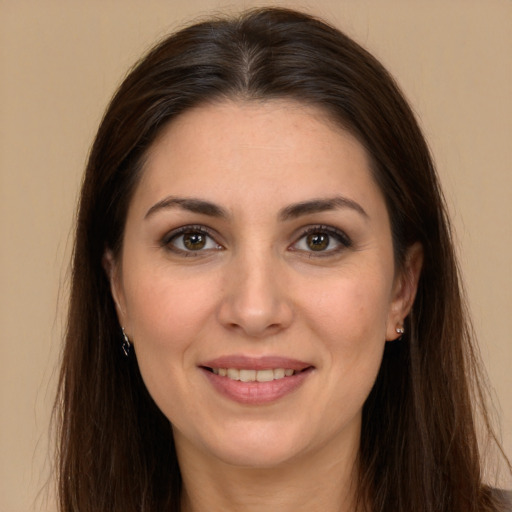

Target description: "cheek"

left=304, top=271, right=391, bottom=347
left=301, top=269, right=391, bottom=395
left=121, top=269, right=219, bottom=423
left=123, top=265, right=217, bottom=347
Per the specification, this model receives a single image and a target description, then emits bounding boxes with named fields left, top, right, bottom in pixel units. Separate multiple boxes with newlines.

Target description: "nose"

left=217, top=250, right=294, bottom=338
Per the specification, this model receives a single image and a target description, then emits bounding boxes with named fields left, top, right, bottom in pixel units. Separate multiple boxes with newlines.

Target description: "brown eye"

left=306, top=233, right=329, bottom=251
left=163, top=226, right=222, bottom=254
left=291, top=225, right=352, bottom=256
left=183, top=232, right=207, bottom=250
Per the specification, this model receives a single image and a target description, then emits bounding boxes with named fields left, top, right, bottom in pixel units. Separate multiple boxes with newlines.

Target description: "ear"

left=386, top=242, right=423, bottom=341
left=102, top=249, right=128, bottom=327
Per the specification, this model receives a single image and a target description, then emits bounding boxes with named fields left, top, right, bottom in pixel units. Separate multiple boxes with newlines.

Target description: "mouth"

left=203, top=367, right=305, bottom=382
left=199, top=356, right=314, bottom=404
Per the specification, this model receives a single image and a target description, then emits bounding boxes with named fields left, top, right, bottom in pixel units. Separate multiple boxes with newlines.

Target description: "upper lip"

left=200, top=355, right=313, bottom=371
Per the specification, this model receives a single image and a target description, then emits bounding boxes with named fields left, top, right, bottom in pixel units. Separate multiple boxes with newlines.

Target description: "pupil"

left=307, top=233, right=329, bottom=251
left=183, top=232, right=206, bottom=250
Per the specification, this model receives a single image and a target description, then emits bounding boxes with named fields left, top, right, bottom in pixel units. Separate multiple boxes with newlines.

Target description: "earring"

left=121, top=327, right=131, bottom=357
left=396, top=326, right=405, bottom=336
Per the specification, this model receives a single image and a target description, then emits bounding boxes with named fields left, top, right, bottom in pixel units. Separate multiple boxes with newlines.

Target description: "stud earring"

left=121, top=327, right=131, bottom=357
left=396, top=326, right=405, bottom=335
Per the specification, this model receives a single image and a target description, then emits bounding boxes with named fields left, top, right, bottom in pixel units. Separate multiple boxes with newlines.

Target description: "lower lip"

left=201, top=368, right=312, bottom=405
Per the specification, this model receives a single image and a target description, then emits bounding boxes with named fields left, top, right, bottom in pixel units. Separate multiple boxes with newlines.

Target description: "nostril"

left=217, top=289, right=294, bottom=337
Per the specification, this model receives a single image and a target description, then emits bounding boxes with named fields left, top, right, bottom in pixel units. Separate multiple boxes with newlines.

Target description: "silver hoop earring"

left=121, top=327, right=131, bottom=357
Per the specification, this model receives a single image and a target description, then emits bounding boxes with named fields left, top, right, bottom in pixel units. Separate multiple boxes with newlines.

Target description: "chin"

left=195, top=420, right=312, bottom=469
left=212, top=440, right=303, bottom=469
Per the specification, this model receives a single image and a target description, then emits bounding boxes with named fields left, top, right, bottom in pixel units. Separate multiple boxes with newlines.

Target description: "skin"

left=105, top=100, right=422, bottom=512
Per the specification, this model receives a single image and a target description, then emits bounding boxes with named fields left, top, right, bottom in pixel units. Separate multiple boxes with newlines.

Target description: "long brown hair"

left=55, top=7, right=510, bottom=511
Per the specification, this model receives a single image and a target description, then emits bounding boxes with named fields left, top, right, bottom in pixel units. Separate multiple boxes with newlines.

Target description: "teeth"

left=239, top=369, right=256, bottom=382
left=212, top=368, right=297, bottom=382
left=274, top=368, right=285, bottom=379
left=227, top=368, right=239, bottom=380
left=256, top=369, right=274, bottom=382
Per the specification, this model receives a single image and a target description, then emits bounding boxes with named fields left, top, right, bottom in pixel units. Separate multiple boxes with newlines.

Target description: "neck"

left=176, top=431, right=363, bottom=512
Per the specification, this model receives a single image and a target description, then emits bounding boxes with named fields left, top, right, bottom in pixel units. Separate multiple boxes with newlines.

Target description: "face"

left=107, top=100, right=420, bottom=470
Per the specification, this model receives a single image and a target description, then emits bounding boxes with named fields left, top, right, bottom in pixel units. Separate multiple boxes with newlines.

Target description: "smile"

left=200, top=357, right=313, bottom=404
left=210, top=368, right=296, bottom=382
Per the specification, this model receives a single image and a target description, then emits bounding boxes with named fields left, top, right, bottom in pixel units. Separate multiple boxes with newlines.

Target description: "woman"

left=55, top=7, right=511, bottom=512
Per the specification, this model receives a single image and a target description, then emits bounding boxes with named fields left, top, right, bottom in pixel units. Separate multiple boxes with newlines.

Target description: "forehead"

left=150, top=98, right=348, bottom=148
left=132, top=99, right=385, bottom=219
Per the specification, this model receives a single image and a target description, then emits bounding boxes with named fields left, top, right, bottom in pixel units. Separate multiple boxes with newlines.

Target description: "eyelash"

left=290, top=225, right=352, bottom=256
left=160, top=224, right=352, bottom=256
left=161, top=225, right=222, bottom=256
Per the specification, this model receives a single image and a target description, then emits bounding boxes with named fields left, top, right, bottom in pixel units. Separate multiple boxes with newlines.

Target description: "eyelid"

left=160, top=223, right=351, bottom=256
left=161, top=224, right=223, bottom=254
left=289, top=224, right=352, bottom=255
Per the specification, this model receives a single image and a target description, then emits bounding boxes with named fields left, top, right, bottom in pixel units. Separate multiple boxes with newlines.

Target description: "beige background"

left=1, top=1, right=510, bottom=510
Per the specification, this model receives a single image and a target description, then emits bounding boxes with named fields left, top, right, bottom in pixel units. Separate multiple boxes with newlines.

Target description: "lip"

left=199, top=355, right=314, bottom=405
left=201, top=355, right=312, bottom=371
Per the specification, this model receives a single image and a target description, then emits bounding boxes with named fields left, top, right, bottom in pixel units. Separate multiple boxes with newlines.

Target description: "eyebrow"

left=278, top=196, right=368, bottom=221
left=144, top=197, right=229, bottom=219
left=144, top=195, right=368, bottom=221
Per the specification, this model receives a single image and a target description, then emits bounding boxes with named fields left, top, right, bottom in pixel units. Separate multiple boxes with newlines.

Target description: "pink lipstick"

left=200, top=355, right=314, bottom=405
